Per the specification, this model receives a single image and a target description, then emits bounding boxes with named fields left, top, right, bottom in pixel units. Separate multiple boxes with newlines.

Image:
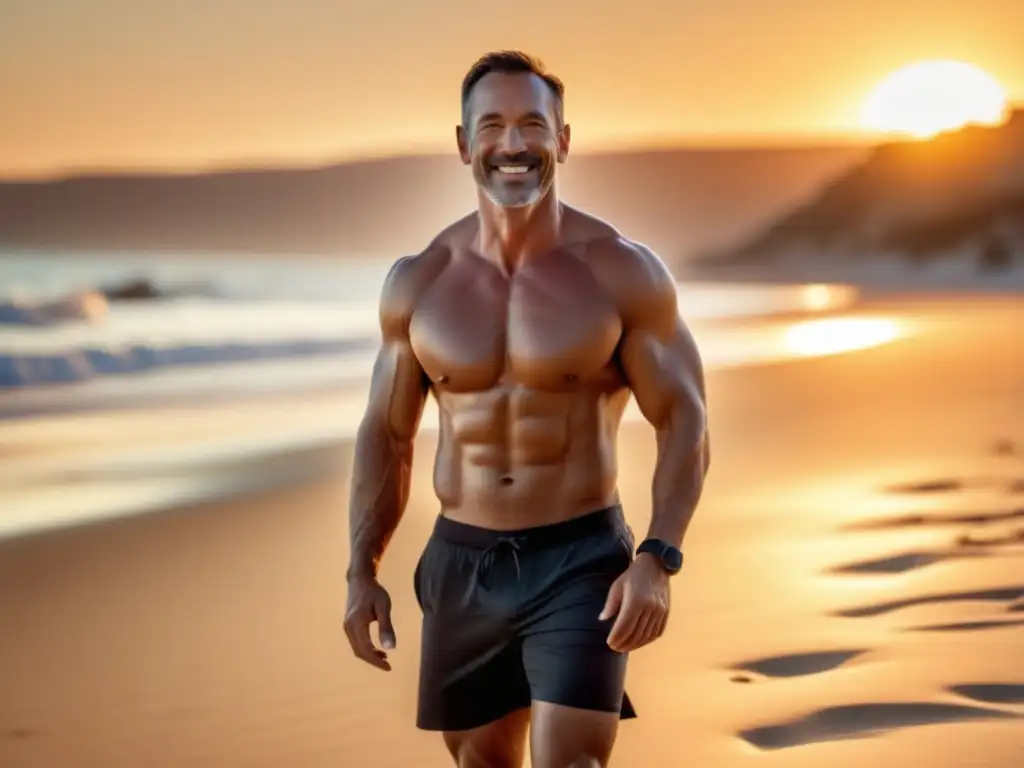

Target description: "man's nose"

left=497, top=125, right=527, bottom=153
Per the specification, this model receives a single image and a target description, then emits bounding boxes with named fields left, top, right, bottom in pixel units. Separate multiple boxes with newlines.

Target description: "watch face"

left=664, top=547, right=684, bottom=572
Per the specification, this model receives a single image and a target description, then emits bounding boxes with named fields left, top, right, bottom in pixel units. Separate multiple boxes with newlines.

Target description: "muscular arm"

left=346, top=257, right=430, bottom=582
left=617, top=244, right=710, bottom=550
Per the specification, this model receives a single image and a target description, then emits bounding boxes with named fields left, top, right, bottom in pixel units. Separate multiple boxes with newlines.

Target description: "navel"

left=499, top=475, right=514, bottom=486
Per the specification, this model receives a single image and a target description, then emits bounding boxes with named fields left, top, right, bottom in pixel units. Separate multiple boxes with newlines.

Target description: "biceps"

left=365, top=339, right=428, bottom=441
left=620, top=321, right=705, bottom=429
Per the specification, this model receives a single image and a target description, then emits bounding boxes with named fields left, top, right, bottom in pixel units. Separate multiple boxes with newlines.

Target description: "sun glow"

left=784, top=318, right=903, bottom=357
left=861, top=60, right=1007, bottom=139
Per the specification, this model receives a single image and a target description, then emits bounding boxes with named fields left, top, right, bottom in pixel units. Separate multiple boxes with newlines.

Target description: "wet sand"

left=2, top=294, right=1022, bottom=767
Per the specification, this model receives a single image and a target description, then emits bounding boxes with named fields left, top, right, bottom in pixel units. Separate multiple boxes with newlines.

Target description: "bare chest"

left=409, top=257, right=623, bottom=392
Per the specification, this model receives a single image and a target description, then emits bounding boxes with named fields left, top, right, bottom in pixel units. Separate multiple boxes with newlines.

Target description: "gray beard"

left=483, top=183, right=543, bottom=209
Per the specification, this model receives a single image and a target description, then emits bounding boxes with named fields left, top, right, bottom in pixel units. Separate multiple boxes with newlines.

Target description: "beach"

left=1, top=292, right=1022, bottom=767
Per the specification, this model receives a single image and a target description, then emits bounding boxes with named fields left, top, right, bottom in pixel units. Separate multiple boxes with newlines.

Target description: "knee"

left=443, top=733, right=520, bottom=768
left=531, top=752, right=605, bottom=768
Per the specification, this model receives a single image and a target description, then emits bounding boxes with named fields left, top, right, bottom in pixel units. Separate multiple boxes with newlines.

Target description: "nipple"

left=564, top=373, right=578, bottom=383
left=438, top=374, right=450, bottom=384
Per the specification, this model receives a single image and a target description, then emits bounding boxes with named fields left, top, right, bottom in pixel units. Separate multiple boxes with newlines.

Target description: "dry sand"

left=1, top=294, right=1022, bottom=767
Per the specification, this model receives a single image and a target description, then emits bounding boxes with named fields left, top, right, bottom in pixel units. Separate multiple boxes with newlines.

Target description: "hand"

left=343, top=576, right=396, bottom=671
left=599, top=553, right=670, bottom=653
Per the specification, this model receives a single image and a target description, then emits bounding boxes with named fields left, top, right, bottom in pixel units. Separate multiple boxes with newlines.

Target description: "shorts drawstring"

left=475, top=535, right=526, bottom=588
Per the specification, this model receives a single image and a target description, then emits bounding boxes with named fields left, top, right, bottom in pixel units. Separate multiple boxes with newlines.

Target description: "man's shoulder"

left=567, top=221, right=677, bottom=329
left=583, top=236, right=676, bottom=304
left=382, top=211, right=478, bottom=303
left=590, top=237, right=670, bottom=280
left=428, top=210, right=479, bottom=252
left=378, top=246, right=451, bottom=329
left=562, top=205, right=621, bottom=244
left=563, top=206, right=672, bottom=286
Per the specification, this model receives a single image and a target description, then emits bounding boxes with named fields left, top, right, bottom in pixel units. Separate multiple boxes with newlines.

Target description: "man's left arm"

left=620, top=253, right=709, bottom=549
left=601, top=242, right=710, bottom=651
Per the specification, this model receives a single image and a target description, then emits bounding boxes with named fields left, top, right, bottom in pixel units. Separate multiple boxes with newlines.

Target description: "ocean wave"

left=0, top=260, right=859, bottom=395
left=0, top=277, right=227, bottom=329
left=0, top=291, right=110, bottom=327
left=0, top=336, right=378, bottom=390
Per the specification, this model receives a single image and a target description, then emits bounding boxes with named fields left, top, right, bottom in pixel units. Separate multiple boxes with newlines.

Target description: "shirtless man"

left=343, top=51, right=709, bottom=768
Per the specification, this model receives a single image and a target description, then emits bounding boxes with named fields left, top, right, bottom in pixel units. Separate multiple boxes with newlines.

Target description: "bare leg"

left=529, top=701, right=619, bottom=768
left=443, top=707, right=531, bottom=768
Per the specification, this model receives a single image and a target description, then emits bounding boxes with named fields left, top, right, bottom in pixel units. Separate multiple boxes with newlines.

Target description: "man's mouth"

left=495, top=164, right=534, bottom=175
left=490, top=158, right=540, bottom=176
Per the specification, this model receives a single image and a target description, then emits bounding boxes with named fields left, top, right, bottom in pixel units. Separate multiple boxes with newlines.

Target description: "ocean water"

left=0, top=250, right=857, bottom=399
left=1, top=249, right=894, bottom=538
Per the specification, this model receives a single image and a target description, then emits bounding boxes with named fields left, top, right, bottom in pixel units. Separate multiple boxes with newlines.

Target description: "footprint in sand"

left=907, top=619, right=1024, bottom=632
left=884, top=479, right=965, bottom=494
left=827, top=528, right=1023, bottom=577
left=833, top=585, right=1024, bottom=632
left=991, top=439, right=1017, bottom=457
left=738, top=702, right=1020, bottom=751
left=833, top=585, right=1024, bottom=619
left=842, top=507, right=1024, bottom=533
left=883, top=473, right=1024, bottom=498
left=728, top=649, right=869, bottom=683
left=736, top=463, right=1024, bottom=751
left=955, top=528, right=1024, bottom=547
left=949, top=683, right=1024, bottom=706
left=827, top=550, right=983, bottom=576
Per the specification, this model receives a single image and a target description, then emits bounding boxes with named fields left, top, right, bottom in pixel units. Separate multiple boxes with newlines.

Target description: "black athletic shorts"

left=414, top=504, right=638, bottom=732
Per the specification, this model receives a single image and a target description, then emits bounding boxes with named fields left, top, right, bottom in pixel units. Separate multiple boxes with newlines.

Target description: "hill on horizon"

left=0, top=144, right=867, bottom=269
left=711, top=109, right=1024, bottom=272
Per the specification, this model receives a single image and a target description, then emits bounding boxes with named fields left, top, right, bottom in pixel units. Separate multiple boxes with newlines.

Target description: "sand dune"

left=2, top=293, right=1023, bottom=767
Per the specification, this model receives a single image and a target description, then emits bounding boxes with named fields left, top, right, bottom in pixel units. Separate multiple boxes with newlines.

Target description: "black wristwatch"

left=636, top=538, right=684, bottom=575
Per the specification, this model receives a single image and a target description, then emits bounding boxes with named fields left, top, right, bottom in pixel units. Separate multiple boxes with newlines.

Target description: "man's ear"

left=456, top=125, right=471, bottom=165
left=557, top=123, right=571, bottom=164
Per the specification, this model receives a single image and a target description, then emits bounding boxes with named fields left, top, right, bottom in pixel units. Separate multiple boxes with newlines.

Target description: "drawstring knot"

left=475, top=535, right=526, bottom=588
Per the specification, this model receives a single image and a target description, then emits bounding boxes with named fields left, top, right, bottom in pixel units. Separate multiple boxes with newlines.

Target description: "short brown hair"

left=460, top=50, right=565, bottom=127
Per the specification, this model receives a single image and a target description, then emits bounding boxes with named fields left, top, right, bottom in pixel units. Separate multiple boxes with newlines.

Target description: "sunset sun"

left=861, top=60, right=1008, bottom=139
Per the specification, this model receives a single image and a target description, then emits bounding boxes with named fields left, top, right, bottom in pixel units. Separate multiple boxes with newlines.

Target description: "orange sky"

left=2, top=0, right=1022, bottom=178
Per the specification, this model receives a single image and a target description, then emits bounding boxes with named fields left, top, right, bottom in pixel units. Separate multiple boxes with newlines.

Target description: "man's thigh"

left=442, top=707, right=531, bottom=768
left=529, top=701, right=619, bottom=768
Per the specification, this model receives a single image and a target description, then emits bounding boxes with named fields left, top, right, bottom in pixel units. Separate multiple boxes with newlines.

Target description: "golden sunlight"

left=860, top=60, right=1007, bottom=139
left=784, top=318, right=902, bottom=357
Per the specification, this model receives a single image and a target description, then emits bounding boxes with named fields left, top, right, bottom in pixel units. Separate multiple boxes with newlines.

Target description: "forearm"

left=645, top=408, right=709, bottom=549
left=346, top=418, right=415, bottom=582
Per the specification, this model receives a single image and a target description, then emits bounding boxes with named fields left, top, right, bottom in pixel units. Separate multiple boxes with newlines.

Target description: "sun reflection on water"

left=784, top=317, right=904, bottom=357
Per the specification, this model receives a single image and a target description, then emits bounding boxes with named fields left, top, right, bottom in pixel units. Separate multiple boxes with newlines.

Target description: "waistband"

left=433, top=505, right=624, bottom=550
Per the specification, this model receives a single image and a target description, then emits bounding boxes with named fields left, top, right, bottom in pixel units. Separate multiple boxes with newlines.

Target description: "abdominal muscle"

left=432, top=385, right=630, bottom=530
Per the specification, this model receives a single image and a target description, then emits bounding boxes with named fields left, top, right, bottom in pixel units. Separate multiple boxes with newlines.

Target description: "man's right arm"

left=346, top=256, right=430, bottom=583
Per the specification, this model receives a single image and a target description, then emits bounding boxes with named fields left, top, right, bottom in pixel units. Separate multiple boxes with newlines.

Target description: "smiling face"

left=458, top=71, right=570, bottom=209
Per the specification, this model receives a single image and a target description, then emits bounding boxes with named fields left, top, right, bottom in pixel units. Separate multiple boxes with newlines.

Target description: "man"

left=344, top=51, right=709, bottom=768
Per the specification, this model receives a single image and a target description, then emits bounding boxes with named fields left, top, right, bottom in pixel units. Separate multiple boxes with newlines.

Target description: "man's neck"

left=475, top=190, right=563, bottom=275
